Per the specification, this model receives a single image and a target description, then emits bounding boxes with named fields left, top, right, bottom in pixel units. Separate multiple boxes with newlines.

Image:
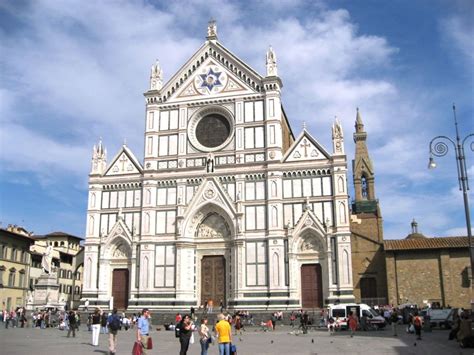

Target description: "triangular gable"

left=185, top=177, right=237, bottom=217
left=172, top=58, right=257, bottom=101
left=354, top=157, right=374, bottom=175
left=283, top=130, right=331, bottom=162
left=104, top=145, right=143, bottom=176
left=103, top=216, right=133, bottom=246
left=162, top=41, right=263, bottom=102
left=291, top=208, right=327, bottom=237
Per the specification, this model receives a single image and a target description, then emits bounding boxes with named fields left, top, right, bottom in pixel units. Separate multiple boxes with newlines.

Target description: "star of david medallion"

left=199, top=68, right=223, bottom=91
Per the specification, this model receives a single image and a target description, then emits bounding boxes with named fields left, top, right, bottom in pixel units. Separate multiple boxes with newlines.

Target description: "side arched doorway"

left=301, top=264, right=323, bottom=308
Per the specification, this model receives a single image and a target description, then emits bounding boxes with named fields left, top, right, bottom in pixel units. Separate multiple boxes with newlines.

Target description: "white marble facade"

left=82, top=22, right=354, bottom=311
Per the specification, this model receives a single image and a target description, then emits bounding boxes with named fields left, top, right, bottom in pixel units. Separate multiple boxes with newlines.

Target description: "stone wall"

left=385, top=248, right=470, bottom=308
left=350, top=212, right=387, bottom=304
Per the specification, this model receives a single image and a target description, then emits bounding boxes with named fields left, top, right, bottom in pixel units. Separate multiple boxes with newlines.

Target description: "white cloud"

left=440, top=13, right=474, bottom=66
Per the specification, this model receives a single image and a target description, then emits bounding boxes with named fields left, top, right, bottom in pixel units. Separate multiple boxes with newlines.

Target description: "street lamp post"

left=428, top=105, right=474, bottom=295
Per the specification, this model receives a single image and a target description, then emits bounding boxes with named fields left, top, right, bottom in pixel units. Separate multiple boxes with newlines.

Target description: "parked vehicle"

left=328, top=303, right=386, bottom=329
left=420, top=308, right=453, bottom=329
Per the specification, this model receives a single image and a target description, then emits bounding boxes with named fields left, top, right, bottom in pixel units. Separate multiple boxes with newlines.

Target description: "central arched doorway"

left=301, top=264, right=323, bottom=308
left=195, top=211, right=231, bottom=308
left=200, top=256, right=226, bottom=307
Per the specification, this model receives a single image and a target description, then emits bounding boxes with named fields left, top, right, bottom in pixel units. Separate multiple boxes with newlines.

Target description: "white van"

left=328, top=303, right=386, bottom=329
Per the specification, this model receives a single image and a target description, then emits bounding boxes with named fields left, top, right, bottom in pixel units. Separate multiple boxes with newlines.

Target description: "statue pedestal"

left=32, top=272, right=62, bottom=310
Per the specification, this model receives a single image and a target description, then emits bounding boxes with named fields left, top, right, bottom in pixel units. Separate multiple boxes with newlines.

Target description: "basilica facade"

left=82, top=22, right=354, bottom=311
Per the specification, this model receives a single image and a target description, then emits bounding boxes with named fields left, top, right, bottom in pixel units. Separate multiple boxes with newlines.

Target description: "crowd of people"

left=2, top=303, right=473, bottom=352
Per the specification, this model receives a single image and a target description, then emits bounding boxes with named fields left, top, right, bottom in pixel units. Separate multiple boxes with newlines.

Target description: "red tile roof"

left=384, top=236, right=469, bottom=251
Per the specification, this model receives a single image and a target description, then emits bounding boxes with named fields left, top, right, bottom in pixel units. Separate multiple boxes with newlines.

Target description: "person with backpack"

left=108, top=308, right=121, bottom=355
left=413, top=311, right=423, bottom=340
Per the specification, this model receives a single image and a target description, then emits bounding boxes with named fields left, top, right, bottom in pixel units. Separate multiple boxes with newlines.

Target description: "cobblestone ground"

left=0, top=323, right=471, bottom=355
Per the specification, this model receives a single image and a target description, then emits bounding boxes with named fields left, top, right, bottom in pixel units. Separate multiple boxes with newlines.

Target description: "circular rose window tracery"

left=188, top=106, right=234, bottom=152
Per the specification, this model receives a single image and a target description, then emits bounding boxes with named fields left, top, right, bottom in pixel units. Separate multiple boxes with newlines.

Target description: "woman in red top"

left=348, top=311, right=358, bottom=338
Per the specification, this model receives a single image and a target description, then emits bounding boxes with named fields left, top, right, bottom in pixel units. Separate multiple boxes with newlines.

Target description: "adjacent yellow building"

left=0, top=226, right=34, bottom=311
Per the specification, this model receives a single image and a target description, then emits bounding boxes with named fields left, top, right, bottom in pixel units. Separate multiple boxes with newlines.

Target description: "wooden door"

left=112, top=269, right=129, bottom=310
left=360, top=277, right=377, bottom=298
left=301, top=264, right=323, bottom=308
left=201, top=256, right=226, bottom=307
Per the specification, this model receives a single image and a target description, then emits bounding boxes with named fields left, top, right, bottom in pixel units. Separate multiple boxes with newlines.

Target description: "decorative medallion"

left=199, top=68, right=222, bottom=91
left=305, top=218, right=313, bottom=226
left=194, top=64, right=228, bottom=95
left=204, top=188, right=215, bottom=199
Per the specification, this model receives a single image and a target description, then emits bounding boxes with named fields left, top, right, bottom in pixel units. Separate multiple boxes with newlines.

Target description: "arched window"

left=361, top=176, right=368, bottom=199
left=271, top=181, right=277, bottom=197
left=272, top=252, right=280, bottom=286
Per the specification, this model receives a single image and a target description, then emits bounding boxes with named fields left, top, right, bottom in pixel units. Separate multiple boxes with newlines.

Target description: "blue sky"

left=0, top=0, right=472, bottom=239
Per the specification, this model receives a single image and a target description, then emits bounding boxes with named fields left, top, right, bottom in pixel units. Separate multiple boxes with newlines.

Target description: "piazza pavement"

left=0, top=321, right=470, bottom=355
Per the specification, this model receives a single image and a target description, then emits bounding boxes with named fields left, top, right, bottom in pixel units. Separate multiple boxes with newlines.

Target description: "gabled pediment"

left=184, top=177, right=237, bottom=218
left=354, top=157, right=374, bottom=176
left=104, top=145, right=143, bottom=176
left=291, top=208, right=327, bottom=237
left=283, top=130, right=331, bottom=162
left=157, top=41, right=264, bottom=103
left=102, top=217, right=133, bottom=252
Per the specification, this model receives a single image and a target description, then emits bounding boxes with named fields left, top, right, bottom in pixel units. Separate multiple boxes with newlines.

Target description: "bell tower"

left=350, top=108, right=387, bottom=305
left=352, top=108, right=377, bottom=212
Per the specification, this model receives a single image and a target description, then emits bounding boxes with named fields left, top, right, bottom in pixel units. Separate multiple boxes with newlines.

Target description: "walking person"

left=413, top=311, right=423, bottom=340
left=136, top=308, right=151, bottom=355
left=91, top=308, right=101, bottom=346
left=67, top=311, right=77, bottom=338
left=348, top=311, right=358, bottom=338
left=199, top=317, right=211, bottom=355
left=178, top=314, right=193, bottom=355
left=107, top=308, right=121, bottom=355
left=215, top=313, right=232, bottom=355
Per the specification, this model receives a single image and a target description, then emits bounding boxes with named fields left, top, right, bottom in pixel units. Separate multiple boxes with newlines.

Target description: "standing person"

left=348, top=311, right=358, bottom=338
left=107, top=308, right=121, bottom=355
left=199, top=317, right=210, bottom=355
left=67, top=311, right=77, bottom=338
left=84, top=299, right=89, bottom=312
left=270, top=312, right=277, bottom=330
left=413, top=311, right=423, bottom=340
left=234, top=314, right=242, bottom=335
left=136, top=308, right=151, bottom=355
left=178, top=314, right=193, bottom=355
left=204, top=300, right=209, bottom=315
left=215, top=313, right=232, bottom=355
left=190, top=307, right=196, bottom=322
left=91, top=308, right=101, bottom=346
left=390, top=309, right=399, bottom=336
left=219, top=300, right=224, bottom=313
left=101, top=311, right=108, bottom=334
left=208, top=299, right=214, bottom=313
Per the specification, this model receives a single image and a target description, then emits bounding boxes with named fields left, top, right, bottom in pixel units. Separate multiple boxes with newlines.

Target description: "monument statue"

left=41, top=245, right=53, bottom=274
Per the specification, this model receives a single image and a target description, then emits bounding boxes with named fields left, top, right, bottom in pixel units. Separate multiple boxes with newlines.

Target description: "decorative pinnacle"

left=303, top=121, right=307, bottom=130
left=207, top=18, right=218, bottom=40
